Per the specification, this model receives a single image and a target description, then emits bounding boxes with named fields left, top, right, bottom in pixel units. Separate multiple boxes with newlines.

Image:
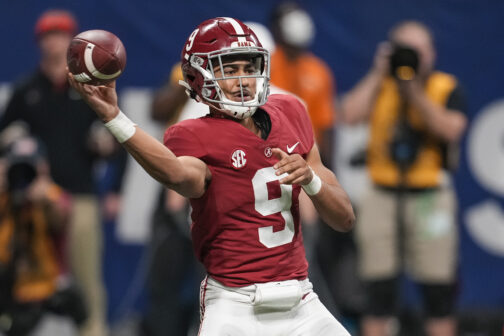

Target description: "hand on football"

left=272, top=148, right=313, bottom=185
left=67, top=69, right=120, bottom=122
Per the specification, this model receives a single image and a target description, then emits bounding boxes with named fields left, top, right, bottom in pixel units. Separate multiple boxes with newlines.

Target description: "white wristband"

left=302, top=169, right=322, bottom=196
left=104, top=110, right=137, bottom=143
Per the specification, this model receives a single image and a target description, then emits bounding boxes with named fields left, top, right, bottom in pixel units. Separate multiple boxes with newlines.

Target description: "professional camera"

left=389, top=44, right=419, bottom=80
left=4, top=137, right=46, bottom=192
left=4, top=137, right=46, bottom=208
left=388, top=44, right=422, bottom=168
left=6, top=161, right=37, bottom=193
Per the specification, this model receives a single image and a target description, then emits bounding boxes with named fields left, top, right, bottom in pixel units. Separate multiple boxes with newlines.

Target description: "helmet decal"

left=183, top=28, right=200, bottom=61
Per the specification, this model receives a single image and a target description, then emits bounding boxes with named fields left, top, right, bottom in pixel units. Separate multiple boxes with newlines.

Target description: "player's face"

left=38, top=31, right=72, bottom=61
left=213, top=59, right=258, bottom=102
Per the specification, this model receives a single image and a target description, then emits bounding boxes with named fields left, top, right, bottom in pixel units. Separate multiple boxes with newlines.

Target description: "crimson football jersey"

left=164, top=94, right=315, bottom=287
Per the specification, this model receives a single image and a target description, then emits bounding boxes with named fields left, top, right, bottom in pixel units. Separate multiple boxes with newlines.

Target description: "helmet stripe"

left=222, top=17, right=246, bottom=42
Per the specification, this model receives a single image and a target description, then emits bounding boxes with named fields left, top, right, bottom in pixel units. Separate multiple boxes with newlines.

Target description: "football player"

left=68, top=17, right=354, bottom=335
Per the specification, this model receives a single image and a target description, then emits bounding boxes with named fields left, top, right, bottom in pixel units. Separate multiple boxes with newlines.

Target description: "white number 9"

left=252, top=167, right=295, bottom=248
left=185, top=28, right=199, bottom=52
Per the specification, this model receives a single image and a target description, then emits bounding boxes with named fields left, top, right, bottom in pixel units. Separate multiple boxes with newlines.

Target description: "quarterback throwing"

left=68, top=17, right=354, bottom=336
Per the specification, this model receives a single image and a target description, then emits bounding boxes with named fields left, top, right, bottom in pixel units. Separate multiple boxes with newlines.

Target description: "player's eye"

left=223, top=67, right=236, bottom=76
left=245, top=67, right=257, bottom=74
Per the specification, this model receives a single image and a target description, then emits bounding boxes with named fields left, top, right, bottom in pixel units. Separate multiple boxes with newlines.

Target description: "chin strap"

left=207, top=102, right=253, bottom=120
left=178, top=80, right=201, bottom=102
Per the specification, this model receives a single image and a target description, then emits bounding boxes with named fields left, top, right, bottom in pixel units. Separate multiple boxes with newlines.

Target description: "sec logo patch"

left=231, top=149, right=247, bottom=169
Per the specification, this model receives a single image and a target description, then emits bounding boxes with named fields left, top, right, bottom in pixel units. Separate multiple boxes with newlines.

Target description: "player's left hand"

left=272, top=148, right=313, bottom=185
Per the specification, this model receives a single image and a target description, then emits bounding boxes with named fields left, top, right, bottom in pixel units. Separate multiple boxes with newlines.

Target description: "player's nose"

left=238, top=72, right=252, bottom=87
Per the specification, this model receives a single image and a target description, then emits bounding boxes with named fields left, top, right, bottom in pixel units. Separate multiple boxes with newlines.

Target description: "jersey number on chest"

left=252, top=167, right=294, bottom=248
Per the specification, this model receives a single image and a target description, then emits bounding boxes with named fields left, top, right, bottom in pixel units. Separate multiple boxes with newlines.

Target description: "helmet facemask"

left=189, top=47, right=270, bottom=119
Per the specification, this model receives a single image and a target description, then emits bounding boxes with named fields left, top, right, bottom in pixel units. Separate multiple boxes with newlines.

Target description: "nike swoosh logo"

left=286, top=142, right=300, bottom=154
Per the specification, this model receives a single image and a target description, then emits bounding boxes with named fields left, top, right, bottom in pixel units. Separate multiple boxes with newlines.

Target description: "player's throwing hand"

left=67, top=71, right=120, bottom=123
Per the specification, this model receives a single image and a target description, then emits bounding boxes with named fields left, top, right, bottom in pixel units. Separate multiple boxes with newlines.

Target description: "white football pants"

left=198, top=276, right=350, bottom=336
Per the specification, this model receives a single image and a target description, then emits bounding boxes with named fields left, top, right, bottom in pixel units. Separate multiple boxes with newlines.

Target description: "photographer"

left=0, top=137, right=86, bottom=335
left=342, top=21, right=467, bottom=336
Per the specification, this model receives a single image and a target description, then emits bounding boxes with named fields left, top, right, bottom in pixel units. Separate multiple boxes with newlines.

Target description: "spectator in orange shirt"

left=270, top=1, right=337, bottom=167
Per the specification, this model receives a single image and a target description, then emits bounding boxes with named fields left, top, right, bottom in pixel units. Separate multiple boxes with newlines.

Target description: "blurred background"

left=0, top=0, right=503, bottom=335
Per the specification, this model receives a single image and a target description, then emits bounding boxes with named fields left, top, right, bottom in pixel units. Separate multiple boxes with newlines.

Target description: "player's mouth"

left=232, top=89, right=253, bottom=101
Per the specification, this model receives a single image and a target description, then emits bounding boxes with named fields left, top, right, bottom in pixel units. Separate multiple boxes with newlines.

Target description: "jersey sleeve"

left=163, top=123, right=207, bottom=159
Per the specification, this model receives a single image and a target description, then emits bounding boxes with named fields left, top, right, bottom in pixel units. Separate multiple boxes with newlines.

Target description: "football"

left=67, top=29, right=126, bottom=86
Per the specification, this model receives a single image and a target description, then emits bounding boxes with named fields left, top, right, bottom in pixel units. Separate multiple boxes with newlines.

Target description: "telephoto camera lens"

left=7, top=162, right=37, bottom=193
left=389, top=44, right=419, bottom=80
